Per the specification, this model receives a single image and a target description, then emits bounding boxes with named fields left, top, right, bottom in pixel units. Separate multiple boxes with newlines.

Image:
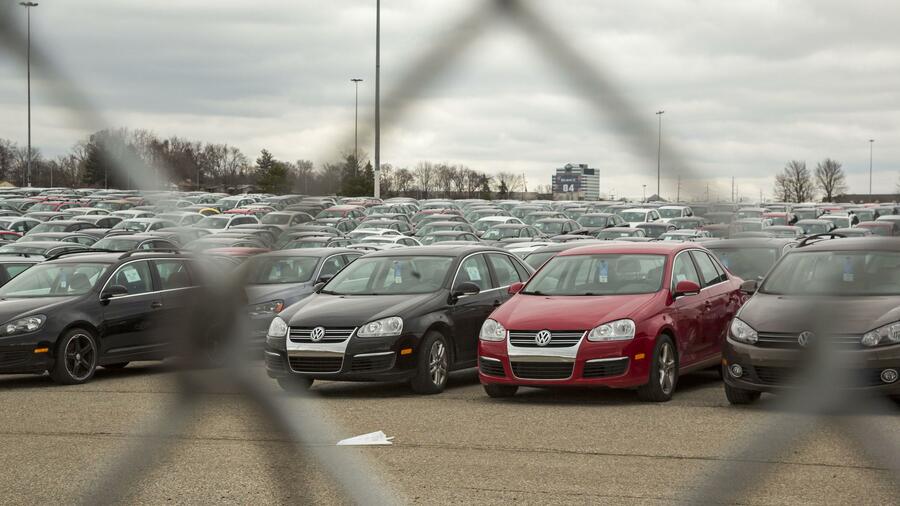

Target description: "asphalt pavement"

left=0, top=362, right=896, bottom=505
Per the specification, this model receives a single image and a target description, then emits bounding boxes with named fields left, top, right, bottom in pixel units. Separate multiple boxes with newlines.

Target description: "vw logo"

left=797, top=331, right=814, bottom=347
left=310, top=326, right=326, bottom=342
left=534, top=330, right=552, bottom=347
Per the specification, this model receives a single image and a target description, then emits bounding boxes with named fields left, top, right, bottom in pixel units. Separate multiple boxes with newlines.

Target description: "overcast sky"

left=0, top=0, right=897, bottom=200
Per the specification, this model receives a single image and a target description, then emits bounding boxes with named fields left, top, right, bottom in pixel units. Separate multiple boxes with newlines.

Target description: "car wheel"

left=50, top=329, right=98, bottom=385
left=637, top=335, right=678, bottom=402
left=724, top=380, right=761, bottom=405
left=411, top=331, right=450, bottom=394
left=277, top=376, right=313, bottom=393
left=102, top=362, right=129, bottom=369
left=483, top=383, right=518, bottom=398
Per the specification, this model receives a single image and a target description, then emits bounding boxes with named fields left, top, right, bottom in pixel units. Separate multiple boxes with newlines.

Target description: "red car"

left=478, top=242, right=745, bottom=401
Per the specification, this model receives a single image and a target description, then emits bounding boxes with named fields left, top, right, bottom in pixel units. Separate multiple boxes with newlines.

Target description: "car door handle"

left=151, top=301, right=163, bottom=309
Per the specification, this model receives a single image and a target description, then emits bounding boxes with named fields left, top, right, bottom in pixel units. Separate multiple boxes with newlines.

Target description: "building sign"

left=553, top=174, right=581, bottom=193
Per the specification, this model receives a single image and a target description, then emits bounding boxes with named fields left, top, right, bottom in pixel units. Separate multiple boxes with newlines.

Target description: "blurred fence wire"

left=1, top=1, right=899, bottom=504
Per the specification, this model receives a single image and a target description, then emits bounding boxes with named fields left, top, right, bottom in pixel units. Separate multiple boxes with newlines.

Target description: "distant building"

left=551, top=163, right=600, bottom=200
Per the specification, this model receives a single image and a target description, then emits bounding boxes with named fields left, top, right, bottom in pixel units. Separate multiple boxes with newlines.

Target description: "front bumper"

left=478, top=337, right=654, bottom=388
left=723, top=338, right=900, bottom=394
left=0, top=341, right=54, bottom=374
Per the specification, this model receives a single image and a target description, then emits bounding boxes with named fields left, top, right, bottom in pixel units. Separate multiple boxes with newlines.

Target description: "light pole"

left=642, top=184, right=647, bottom=202
left=20, top=2, right=38, bottom=187
left=351, top=78, right=363, bottom=167
left=869, top=139, right=874, bottom=195
left=655, top=110, right=664, bottom=199
left=374, top=0, right=381, bottom=199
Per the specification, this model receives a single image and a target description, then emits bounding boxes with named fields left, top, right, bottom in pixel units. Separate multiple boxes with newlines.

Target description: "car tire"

left=637, top=335, right=678, bottom=402
left=411, top=331, right=450, bottom=395
left=724, top=381, right=761, bottom=405
left=102, top=362, right=129, bottom=369
left=483, top=383, right=518, bottom=398
left=277, top=376, right=313, bottom=393
left=50, top=329, right=98, bottom=385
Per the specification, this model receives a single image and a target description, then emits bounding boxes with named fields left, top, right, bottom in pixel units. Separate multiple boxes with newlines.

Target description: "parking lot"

left=0, top=362, right=896, bottom=505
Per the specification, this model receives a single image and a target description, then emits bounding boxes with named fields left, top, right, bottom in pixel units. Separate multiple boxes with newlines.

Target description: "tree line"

left=0, top=128, right=530, bottom=198
left=773, top=158, right=851, bottom=202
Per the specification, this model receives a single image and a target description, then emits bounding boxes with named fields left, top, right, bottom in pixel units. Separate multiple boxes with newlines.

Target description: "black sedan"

left=265, top=245, right=534, bottom=394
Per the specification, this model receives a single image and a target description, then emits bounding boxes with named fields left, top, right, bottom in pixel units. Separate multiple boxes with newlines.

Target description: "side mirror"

left=451, top=282, right=480, bottom=299
left=740, top=279, right=758, bottom=294
left=674, top=280, right=701, bottom=297
left=101, top=285, right=128, bottom=300
left=316, top=274, right=333, bottom=285
left=313, top=282, right=327, bottom=293
left=508, top=281, right=524, bottom=295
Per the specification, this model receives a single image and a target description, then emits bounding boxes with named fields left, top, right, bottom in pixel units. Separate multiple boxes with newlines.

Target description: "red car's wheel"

left=637, top=335, right=678, bottom=402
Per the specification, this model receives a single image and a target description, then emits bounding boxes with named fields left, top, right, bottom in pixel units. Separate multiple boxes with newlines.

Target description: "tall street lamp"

left=374, top=0, right=381, bottom=199
left=20, top=2, right=38, bottom=187
left=655, top=110, right=664, bottom=199
left=351, top=78, right=363, bottom=167
left=869, top=139, right=875, bottom=195
left=642, top=184, right=647, bottom=202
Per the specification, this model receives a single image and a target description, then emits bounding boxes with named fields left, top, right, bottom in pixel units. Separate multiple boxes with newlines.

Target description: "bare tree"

left=413, top=161, right=435, bottom=198
left=774, top=160, right=815, bottom=203
left=393, top=167, right=414, bottom=194
left=295, top=159, right=315, bottom=194
left=433, top=163, right=454, bottom=196
left=493, top=171, right=524, bottom=194
left=815, top=158, right=847, bottom=202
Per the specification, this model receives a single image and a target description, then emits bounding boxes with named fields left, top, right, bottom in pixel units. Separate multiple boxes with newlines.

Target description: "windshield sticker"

left=598, top=260, right=609, bottom=283
left=123, top=268, right=141, bottom=283
left=842, top=256, right=854, bottom=282
left=393, top=261, right=402, bottom=284
left=466, top=266, right=482, bottom=281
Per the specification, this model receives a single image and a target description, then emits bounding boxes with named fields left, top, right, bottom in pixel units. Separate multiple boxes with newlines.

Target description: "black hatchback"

left=265, top=245, right=533, bottom=394
left=0, top=251, right=200, bottom=384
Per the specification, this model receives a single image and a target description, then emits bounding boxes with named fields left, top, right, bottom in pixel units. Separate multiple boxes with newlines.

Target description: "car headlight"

left=861, top=322, right=900, bottom=348
left=729, top=318, right=758, bottom=344
left=587, top=319, right=635, bottom=342
left=267, top=316, right=289, bottom=338
left=249, top=300, right=285, bottom=317
left=479, top=319, right=506, bottom=341
left=0, top=315, right=46, bottom=337
left=357, top=317, right=403, bottom=338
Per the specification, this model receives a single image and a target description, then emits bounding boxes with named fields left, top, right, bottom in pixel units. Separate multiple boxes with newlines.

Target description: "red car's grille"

left=582, top=358, right=629, bottom=378
left=511, top=361, right=573, bottom=380
left=508, top=330, right=584, bottom=348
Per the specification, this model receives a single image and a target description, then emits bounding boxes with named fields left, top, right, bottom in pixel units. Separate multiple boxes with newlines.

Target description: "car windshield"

left=853, top=210, right=875, bottom=221
left=0, top=262, right=108, bottom=298
left=29, top=203, right=59, bottom=212
left=261, top=214, right=291, bottom=225
left=737, top=210, right=763, bottom=218
left=798, top=222, right=831, bottom=235
left=823, top=216, right=849, bottom=227
left=92, top=238, right=142, bottom=251
left=769, top=228, right=800, bottom=238
left=322, top=255, right=453, bottom=295
left=707, top=247, right=779, bottom=281
left=597, top=229, right=638, bottom=239
left=534, top=222, right=564, bottom=234
left=768, top=216, right=788, bottom=225
left=30, top=223, right=69, bottom=234
left=577, top=216, right=609, bottom=228
left=217, top=199, right=239, bottom=210
left=733, top=221, right=763, bottom=232
left=860, top=224, right=890, bottom=236
left=794, top=209, right=818, bottom=220
left=620, top=211, right=647, bottom=222
left=524, top=251, right=556, bottom=270
left=658, top=208, right=683, bottom=218
left=196, top=217, right=229, bottom=229
left=475, top=220, right=502, bottom=232
left=483, top=227, right=521, bottom=240
left=761, top=251, right=900, bottom=296
left=284, top=240, right=327, bottom=249
left=243, top=256, right=319, bottom=284
left=523, top=254, right=665, bottom=296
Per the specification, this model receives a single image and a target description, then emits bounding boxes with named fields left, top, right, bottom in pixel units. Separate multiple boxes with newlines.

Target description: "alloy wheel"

left=429, top=340, right=448, bottom=386
left=658, top=342, right=676, bottom=394
left=65, top=334, right=96, bottom=381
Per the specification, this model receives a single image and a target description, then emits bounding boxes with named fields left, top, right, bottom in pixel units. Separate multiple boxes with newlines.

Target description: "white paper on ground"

left=336, top=431, right=394, bottom=446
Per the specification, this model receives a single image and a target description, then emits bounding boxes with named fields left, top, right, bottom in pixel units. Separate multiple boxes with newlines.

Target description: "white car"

left=347, top=228, right=403, bottom=242
left=619, top=208, right=661, bottom=228
left=473, top=216, right=524, bottom=236
left=657, top=205, right=693, bottom=223
left=191, top=214, right=259, bottom=233
left=359, top=235, right=422, bottom=247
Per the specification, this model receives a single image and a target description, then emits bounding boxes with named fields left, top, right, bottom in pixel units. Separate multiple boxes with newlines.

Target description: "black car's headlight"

left=357, top=317, right=403, bottom=338
left=729, top=318, right=758, bottom=344
left=0, top=315, right=46, bottom=337
left=267, top=316, right=289, bottom=338
left=249, top=300, right=285, bottom=317
left=861, top=322, right=900, bottom=348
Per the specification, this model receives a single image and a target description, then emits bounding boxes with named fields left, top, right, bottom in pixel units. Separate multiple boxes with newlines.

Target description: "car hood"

left=0, top=296, right=75, bottom=323
left=740, top=294, right=900, bottom=334
left=282, top=291, right=443, bottom=328
left=492, top=292, right=659, bottom=331
left=245, top=283, right=315, bottom=305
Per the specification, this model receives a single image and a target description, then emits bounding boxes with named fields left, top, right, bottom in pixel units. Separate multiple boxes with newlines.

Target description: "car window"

left=671, top=252, right=701, bottom=289
left=109, top=261, right=153, bottom=295
left=456, top=254, right=491, bottom=291
left=691, top=250, right=724, bottom=287
left=319, top=255, right=346, bottom=279
left=487, top=253, right=521, bottom=287
left=154, top=260, right=192, bottom=290
left=0, top=263, right=32, bottom=285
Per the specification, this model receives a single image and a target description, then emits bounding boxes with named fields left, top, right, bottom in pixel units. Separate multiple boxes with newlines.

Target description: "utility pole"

left=655, top=110, right=664, bottom=198
left=705, top=183, right=710, bottom=202
left=374, top=0, right=381, bottom=199
left=20, top=2, right=38, bottom=187
left=869, top=139, right=874, bottom=195
left=642, top=184, right=647, bottom=202
left=731, top=177, right=735, bottom=203
left=350, top=78, right=363, bottom=167
left=676, top=174, right=681, bottom=202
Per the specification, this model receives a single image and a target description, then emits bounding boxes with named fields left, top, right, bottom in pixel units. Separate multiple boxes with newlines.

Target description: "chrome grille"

left=755, top=332, right=862, bottom=350
left=289, top=327, right=356, bottom=343
left=508, top=330, right=584, bottom=348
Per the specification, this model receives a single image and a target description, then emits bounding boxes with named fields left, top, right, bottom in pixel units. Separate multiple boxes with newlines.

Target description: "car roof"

left=252, top=247, right=359, bottom=259
left=362, top=244, right=506, bottom=257
left=557, top=241, right=695, bottom=256
left=528, top=240, right=607, bottom=254
left=796, top=237, right=900, bottom=252
left=702, top=238, right=797, bottom=248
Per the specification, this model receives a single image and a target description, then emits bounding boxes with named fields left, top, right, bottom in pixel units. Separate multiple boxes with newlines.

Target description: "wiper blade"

left=521, top=290, right=544, bottom=295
